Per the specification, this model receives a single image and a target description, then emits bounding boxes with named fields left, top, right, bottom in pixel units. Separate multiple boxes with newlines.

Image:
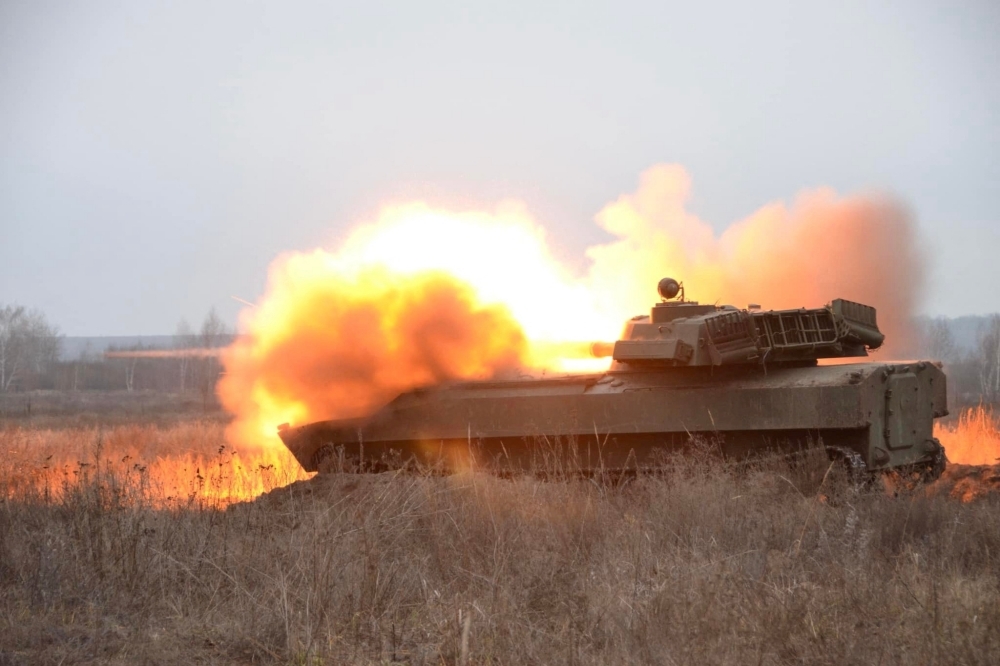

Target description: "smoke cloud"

left=586, top=165, right=923, bottom=355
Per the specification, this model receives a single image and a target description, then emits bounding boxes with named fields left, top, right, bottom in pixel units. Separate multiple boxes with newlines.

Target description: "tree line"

left=0, top=305, right=231, bottom=405
left=920, top=315, right=1000, bottom=406
left=0, top=305, right=60, bottom=392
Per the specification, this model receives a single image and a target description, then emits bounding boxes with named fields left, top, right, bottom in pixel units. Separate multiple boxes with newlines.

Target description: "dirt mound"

left=926, top=464, right=1000, bottom=502
left=236, top=470, right=402, bottom=510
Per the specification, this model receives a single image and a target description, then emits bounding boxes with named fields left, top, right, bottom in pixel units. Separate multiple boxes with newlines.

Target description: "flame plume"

left=219, top=264, right=527, bottom=448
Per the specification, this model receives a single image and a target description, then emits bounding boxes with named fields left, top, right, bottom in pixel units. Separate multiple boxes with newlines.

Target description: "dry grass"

left=0, top=390, right=229, bottom=433
left=0, top=421, right=998, bottom=665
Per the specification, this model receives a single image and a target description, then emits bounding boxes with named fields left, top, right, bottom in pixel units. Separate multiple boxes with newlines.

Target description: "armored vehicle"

left=278, top=278, right=948, bottom=479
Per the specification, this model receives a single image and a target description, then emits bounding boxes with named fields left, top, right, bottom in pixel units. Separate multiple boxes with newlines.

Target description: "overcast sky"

left=1, top=0, right=997, bottom=334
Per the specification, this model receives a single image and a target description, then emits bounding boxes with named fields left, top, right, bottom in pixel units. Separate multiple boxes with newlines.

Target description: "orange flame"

left=929, top=406, right=1000, bottom=502
left=935, top=405, right=1000, bottom=466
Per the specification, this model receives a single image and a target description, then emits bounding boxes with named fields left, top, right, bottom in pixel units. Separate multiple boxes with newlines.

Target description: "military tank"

left=278, top=278, right=948, bottom=480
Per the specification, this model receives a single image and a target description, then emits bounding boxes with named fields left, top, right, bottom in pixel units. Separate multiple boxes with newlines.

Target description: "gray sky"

left=2, top=0, right=997, bottom=334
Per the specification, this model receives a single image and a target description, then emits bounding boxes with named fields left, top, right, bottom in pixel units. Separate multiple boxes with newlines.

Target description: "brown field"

left=1, top=395, right=999, bottom=665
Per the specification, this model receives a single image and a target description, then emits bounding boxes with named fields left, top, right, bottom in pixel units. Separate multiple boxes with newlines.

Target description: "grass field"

left=1, top=396, right=999, bottom=664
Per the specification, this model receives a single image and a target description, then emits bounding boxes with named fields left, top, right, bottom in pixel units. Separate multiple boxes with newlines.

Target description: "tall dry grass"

left=0, top=424, right=997, bottom=665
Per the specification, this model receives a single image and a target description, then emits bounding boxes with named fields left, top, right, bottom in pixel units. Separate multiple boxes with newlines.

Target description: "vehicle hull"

left=278, top=361, right=948, bottom=475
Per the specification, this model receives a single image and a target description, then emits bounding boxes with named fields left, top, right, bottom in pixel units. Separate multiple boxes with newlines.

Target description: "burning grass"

left=1, top=420, right=999, bottom=664
left=936, top=404, right=1000, bottom=466
left=0, top=421, right=308, bottom=508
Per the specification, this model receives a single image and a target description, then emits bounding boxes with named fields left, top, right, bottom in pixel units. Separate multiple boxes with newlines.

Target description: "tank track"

left=307, top=440, right=946, bottom=489
left=824, top=445, right=869, bottom=483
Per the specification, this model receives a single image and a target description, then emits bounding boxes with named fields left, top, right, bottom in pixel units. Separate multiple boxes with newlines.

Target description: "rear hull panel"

left=278, top=362, right=948, bottom=474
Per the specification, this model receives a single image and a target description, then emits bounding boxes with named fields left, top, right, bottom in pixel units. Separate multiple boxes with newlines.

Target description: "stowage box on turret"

left=278, top=278, right=948, bottom=479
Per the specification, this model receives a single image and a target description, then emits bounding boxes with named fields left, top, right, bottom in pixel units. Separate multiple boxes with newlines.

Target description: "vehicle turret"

left=610, top=278, right=884, bottom=368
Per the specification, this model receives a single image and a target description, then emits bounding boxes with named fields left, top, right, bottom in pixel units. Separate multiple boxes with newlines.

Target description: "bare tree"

left=978, top=315, right=1000, bottom=402
left=0, top=305, right=61, bottom=391
left=199, top=308, right=228, bottom=349
left=72, top=343, right=94, bottom=391
left=106, top=342, right=143, bottom=393
left=123, top=356, right=138, bottom=393
left=174, top=319, right=195, bottom=392
left=923, top=317, right=956, bottom=363
left=0, top=306, right=25, bottom=391
left=196, top=308, right=229, bottom=408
